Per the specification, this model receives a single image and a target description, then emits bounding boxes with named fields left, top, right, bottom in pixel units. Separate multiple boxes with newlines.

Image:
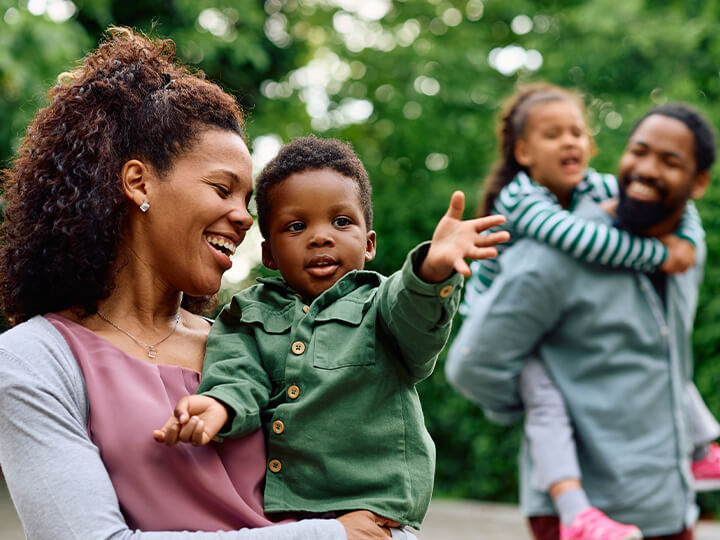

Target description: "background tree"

left=2, top=0, right=719, bottom=515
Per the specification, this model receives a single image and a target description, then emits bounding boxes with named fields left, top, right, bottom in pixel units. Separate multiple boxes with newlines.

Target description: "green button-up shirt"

left=446, top=200, right=701, bottom=536
left=199, top=243, right=463, bottom=528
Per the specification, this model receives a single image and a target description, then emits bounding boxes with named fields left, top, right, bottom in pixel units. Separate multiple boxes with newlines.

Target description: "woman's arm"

left=0, top=318, right=345, bottom=540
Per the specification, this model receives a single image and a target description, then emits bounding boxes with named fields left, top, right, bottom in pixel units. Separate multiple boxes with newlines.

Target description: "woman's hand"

left=337, top=510, right=400, bottom=539
left=419, top=191, right=509, bottom=283
left=153, top=395, right=228, bottom=446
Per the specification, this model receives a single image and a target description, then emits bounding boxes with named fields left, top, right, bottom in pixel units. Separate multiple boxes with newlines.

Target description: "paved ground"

left=3, top=478, right=720, bottom=539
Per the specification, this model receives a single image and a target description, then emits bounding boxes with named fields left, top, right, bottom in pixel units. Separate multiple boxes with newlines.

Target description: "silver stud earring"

left=139, top=201, right=150, bottom=213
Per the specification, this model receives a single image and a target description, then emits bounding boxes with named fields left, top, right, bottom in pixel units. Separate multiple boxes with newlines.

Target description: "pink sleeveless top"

left=45, top=313, right=278, bottom=532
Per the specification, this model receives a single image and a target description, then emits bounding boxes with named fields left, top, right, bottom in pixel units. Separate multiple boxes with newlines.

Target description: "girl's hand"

left=418, top=191, right=510, bottom=283
left=153, top=395, right=228, bottom=446
left=660, top=235, right=695, bottom=274
left=337, top=510, right=399, bottom=539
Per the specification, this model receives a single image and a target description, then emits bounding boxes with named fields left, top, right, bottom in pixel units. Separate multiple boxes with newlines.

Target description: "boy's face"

left=261, top=168, right=376, bottom=302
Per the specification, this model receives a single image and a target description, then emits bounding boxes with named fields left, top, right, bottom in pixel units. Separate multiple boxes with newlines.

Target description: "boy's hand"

left=418, top=191, right=510, bottom=283
left=153, top=395, right=228, bottom=446
left=660, top=234, right=695, bottom=274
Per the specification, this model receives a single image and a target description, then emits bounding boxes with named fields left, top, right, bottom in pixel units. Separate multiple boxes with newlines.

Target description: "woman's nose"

left=229, top=202, right=253, bottom=230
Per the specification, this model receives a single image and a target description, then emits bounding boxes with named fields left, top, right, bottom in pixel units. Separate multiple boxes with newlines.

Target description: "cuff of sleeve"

left=674, top=230, right=699, bottom=246
left=200, top=387, right=259, bottom=439
left=402, top=242, right=464, bottom=300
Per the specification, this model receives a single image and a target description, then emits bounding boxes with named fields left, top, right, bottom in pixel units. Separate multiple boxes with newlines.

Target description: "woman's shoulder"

left=0, top=315, right=85, bottom=401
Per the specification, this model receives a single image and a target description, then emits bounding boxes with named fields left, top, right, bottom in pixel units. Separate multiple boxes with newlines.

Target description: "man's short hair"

left=630, top=103, right=716, bottom=173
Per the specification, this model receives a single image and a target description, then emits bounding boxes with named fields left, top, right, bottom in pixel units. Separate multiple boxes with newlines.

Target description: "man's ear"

left=690, top=170, right=710, bottom=199
left=261, top=241, right=278, bottom=270
left=365, top=230, right=377, bottom=263
left=121, top=159, right=151, bottom=208
left=514, top=139, right=532, bottom=167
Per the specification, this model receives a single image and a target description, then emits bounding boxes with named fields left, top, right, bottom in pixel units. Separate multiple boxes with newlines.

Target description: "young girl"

left=463, top=83, right=720, bottom=540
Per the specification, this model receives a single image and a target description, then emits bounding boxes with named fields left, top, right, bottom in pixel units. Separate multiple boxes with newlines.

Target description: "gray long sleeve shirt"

left=446, top=199, right=700, bottom=536
left=0, top=315, right=346, bottom=540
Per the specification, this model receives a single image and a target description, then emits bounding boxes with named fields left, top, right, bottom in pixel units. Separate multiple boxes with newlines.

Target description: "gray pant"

left=520, top=358, right=720, bottom=491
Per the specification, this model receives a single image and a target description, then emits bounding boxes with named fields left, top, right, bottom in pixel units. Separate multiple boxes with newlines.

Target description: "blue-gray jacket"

left=446, top=199, right=700, bottom=536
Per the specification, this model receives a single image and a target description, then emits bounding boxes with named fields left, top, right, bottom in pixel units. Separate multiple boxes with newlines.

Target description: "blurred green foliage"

left=2, top=0, right=720, bottom=517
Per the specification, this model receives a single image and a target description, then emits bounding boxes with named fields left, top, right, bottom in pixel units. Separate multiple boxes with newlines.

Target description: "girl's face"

left=514, top=99, right=592, bottom=206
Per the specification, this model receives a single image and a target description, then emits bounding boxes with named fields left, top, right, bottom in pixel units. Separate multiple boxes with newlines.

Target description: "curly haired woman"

left=0, top=27, right=398, bottom=540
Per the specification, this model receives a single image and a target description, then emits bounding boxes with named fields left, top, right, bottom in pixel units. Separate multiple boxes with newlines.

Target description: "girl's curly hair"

left=0, top=27, right=244, bottom=324
left=479, top=82, right=595, bottom=216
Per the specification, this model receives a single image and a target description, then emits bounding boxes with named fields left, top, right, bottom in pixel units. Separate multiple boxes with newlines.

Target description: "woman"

left=0, top=27, right=399, bottom=539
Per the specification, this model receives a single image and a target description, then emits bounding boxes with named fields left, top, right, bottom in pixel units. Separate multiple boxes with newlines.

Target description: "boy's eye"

left=287, top=222, right=305, bottom=232
left=333, top=217, right=352, bottom=227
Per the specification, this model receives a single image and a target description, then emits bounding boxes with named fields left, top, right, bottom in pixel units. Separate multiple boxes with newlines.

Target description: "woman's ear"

left=261, top=241, right=278, bottom=270
left=365, top=230, right=377, bottom=263
left=121, top=159, right=151, bottom=210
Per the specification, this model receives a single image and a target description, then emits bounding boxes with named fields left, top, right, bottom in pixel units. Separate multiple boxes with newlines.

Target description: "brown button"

left=439, top=285, right=454, bottom=298
left=272, top=420, right=285, bottom=434
left=291, top=341, right=306, bottom=355
left=268, top=459, right=282, bottom=473
left=293, top=293, right=303, bottom=299
left=302, top=305, right=310, bottom=313
left=288, top=385, right=300, bottom=399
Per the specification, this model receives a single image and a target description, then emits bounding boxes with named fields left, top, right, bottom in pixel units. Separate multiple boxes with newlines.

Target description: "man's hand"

left=153, top=395, right=228, bottom=446
left=418, top=191, right=510, bottom=283
left=660, top=234, right=695, bottom=274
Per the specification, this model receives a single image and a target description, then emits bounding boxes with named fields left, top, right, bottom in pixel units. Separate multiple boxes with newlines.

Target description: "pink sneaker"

left=692, top=442, right=720, bottom=491
left=560, top=507, right=643, bottom=540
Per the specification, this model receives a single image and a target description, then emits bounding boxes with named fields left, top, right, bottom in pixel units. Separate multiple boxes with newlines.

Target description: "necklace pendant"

left=147, top=347, right=158, bottom=359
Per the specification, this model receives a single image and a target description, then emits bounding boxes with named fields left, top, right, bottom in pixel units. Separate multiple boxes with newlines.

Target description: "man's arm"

left=445, top=244, right=567, bottom=424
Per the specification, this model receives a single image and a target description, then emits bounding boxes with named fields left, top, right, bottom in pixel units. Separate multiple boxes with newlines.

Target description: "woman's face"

left=138, top=129, right=253, bottom=296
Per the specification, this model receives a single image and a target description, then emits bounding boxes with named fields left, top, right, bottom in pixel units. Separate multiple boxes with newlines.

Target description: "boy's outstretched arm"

left=418, top=191, right=510, bottom=283
left=153, top=395, right=228, bottom=446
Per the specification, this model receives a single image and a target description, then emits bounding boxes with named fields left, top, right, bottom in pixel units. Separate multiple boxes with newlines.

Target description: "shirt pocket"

left=312, top=297, right=376, bottom=370
left=239, top=304, right=293, bottom=383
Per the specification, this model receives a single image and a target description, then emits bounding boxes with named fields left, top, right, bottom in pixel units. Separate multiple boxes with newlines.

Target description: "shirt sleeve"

left=674, top=201, right=705, bottom=247
left=0, top=322, right=345, bottom=540
left=377, top=243, right=464, bottom=383
left=445, top=245, right=566, bottom=425
left=197, top=299, right=272, bottom=439
left=496, top=176, right=667, bottom=271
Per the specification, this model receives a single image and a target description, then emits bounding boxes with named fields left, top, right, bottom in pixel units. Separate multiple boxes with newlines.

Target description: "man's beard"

left=615, top=176, right=686, bottom=234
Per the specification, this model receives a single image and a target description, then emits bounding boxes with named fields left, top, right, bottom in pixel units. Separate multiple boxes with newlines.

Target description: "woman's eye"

left=287, top=222, right=305, bottom=232
left=214, top=184, right=231, bottom=197
left=333, top=217, right=351, bottom=227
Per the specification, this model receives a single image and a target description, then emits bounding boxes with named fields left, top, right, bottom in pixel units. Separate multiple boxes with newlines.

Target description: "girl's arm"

left=495, top=177, right=666, bottom=271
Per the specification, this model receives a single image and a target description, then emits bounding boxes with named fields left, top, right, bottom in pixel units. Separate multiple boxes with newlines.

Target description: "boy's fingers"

left=444, top=191, right=466, bottom=221
left=453, top=258, right=472, bottom=277
left=174, top=396, right=191, bottom=424
left=473, top=214, right=506, bottom=231
left=476, top=231, right=510, bottom=246
left=178, top=416, right=200, bottom=442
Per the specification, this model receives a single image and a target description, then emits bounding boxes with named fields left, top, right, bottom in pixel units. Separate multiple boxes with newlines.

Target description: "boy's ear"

left=121, top=159, right=152, bottom=208
left=261, top=241, right=278, bottom=270
left=514, top=139, right=532, bottom=167
left=364, top=230, right=377, bottom=263
left=690, top=170, right=710, bottom=199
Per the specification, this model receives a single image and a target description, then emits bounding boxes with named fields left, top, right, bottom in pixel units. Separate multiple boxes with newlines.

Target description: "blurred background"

left=2, top=0, right=720, bottom=521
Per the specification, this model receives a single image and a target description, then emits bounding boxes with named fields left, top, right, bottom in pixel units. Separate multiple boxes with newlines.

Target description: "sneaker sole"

left=693, top=478, right=720, bottom=491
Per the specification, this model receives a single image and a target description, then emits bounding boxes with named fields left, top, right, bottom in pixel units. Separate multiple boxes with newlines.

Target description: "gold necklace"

left=96, top=311, right=181, bottom=360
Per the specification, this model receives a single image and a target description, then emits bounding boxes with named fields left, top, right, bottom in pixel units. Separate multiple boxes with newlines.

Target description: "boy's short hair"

left=254, top=135, right=373, bottom=239
left=630, top=103, right=716, bottom=173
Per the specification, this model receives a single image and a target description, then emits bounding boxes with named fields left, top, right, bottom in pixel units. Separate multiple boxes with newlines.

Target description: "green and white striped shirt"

left=463, top=170, right=704, bottom=312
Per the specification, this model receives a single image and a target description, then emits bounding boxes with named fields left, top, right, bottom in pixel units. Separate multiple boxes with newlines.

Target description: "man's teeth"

left=629, top=182, right=658, bottom=197
left=205, top=235, right=237, bottom=256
